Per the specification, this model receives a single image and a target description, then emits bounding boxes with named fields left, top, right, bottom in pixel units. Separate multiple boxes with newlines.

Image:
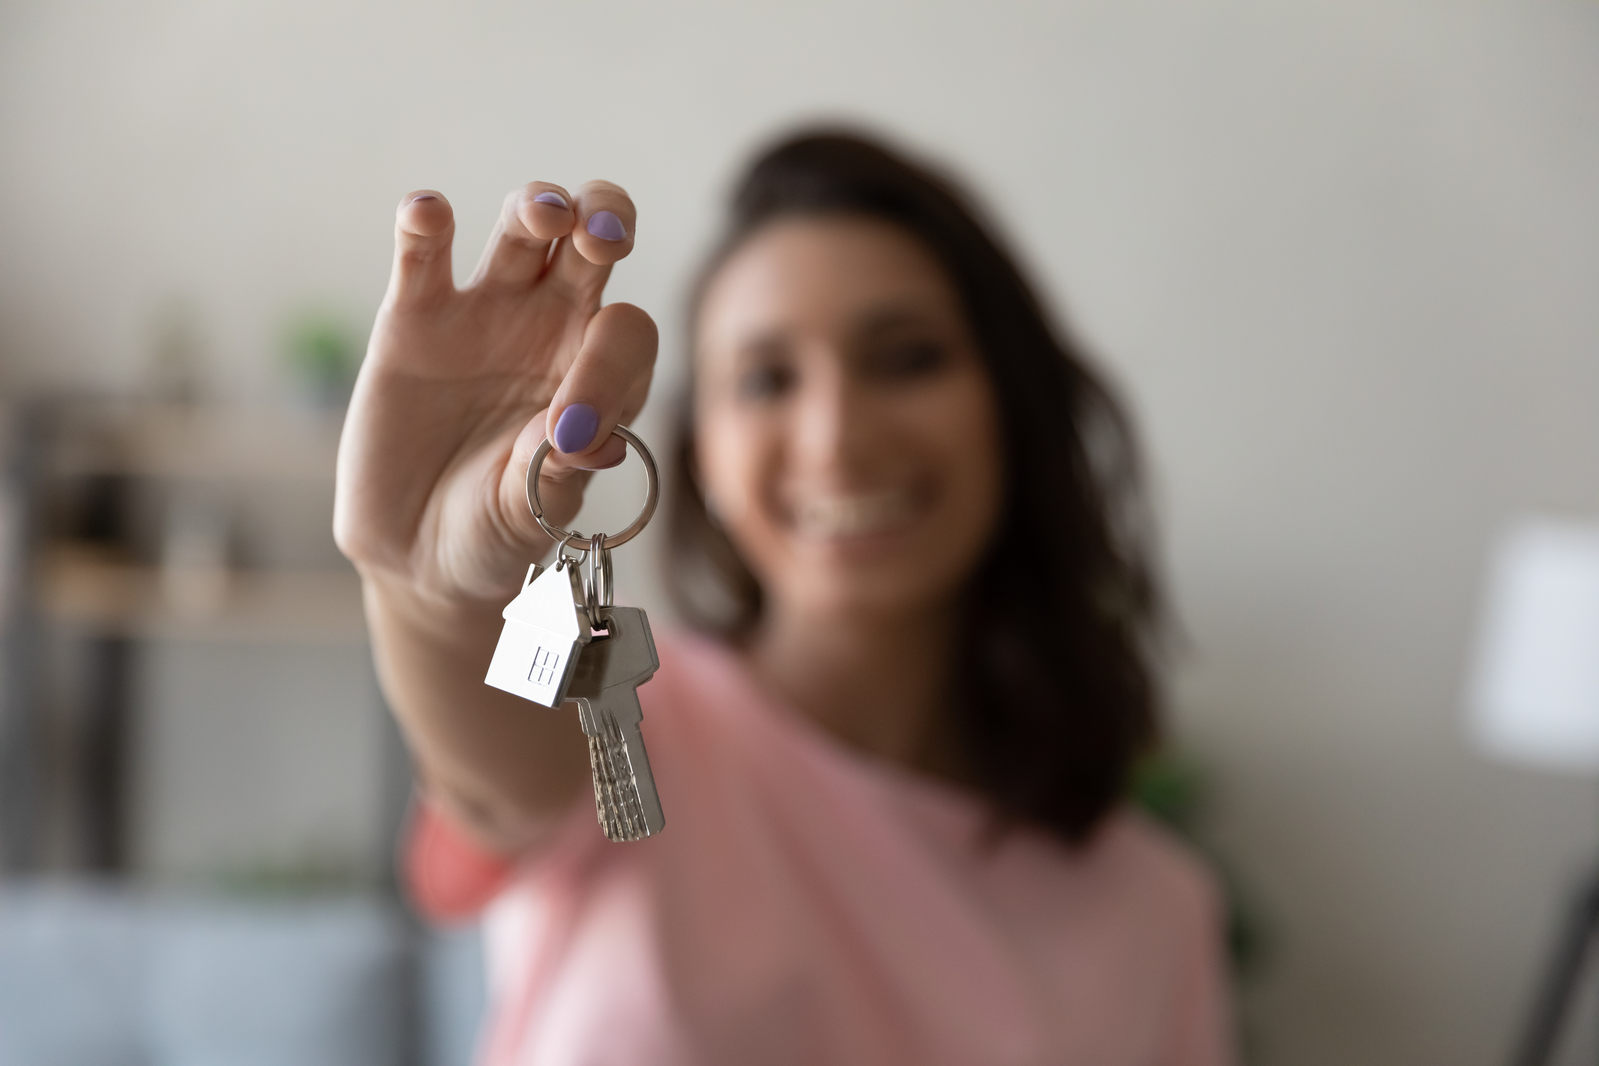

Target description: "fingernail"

left=586, top=210, right=627, bottom=242
left=410, top=194, right=437, bottom=203
left=533, top=191, right=568, bottom=209
left=553, top=403, right=599, bottom=453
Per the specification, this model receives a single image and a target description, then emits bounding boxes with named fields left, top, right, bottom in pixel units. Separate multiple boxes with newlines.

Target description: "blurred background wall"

left=1, top=1, right=1597, bottom=1063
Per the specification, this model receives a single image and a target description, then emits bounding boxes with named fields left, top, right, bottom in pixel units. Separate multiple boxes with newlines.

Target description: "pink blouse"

left=409, top=632, right=1235, bottom=1066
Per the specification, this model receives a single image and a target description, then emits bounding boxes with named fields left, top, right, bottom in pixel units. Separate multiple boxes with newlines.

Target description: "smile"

left=793, top=489, right=920, bottom=539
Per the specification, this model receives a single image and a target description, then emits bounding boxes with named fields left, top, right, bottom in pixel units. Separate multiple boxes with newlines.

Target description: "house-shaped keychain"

left=484, top=560, right=592, bottom=708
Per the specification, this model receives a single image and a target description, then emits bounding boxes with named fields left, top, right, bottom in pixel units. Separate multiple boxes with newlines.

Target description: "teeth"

left=795, top=491, right=916, bottom=538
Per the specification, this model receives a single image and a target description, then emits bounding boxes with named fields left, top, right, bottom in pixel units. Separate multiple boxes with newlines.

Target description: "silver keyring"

left=554, top=533, right=586, bottom=569
left=525, top=424, right=659, bottom=551
left=584, top=532, right=613, bottom=626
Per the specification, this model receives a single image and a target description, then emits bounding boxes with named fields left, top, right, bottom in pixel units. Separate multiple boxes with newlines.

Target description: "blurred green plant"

left=211, top=853, right=370, bottom=898
left=1132, top=748, right=1269, bottom=984
left=283, top=307, right=365, bottom=406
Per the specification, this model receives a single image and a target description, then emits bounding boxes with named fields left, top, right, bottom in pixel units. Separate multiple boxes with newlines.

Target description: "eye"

left=735, top=362, right=795, bottom=401
left=864, top=339, right=949, bottom=379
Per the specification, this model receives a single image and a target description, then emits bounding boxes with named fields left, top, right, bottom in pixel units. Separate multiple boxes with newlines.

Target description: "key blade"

left=573, top=691, right=665, bottom=842
left=613, top=714, right=665, bottom=837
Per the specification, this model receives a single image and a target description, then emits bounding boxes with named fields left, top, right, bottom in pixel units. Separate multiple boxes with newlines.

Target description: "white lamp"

left=1467, top=515, right=1599, bottom=1066
left=1468, top=517, right=1599, bottom=773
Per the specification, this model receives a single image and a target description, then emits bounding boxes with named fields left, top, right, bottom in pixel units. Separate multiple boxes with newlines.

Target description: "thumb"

left=545, top=302, right=658, bottom=463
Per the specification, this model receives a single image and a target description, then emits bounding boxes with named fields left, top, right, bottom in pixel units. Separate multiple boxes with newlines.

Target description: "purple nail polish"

left=553, top=403, right=599, bottom=453
left=586, top=210, right=627, bottom=242
left=533, top=191, right=568, bottom=209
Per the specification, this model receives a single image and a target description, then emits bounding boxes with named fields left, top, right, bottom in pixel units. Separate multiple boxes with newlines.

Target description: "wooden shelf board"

left=46, top=401, right=343, bottom=483
left=38, top=549, right=367, bottom=644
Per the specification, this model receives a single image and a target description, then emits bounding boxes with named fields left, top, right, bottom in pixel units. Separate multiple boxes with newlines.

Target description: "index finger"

left=388, top=191, right=456, bottom=307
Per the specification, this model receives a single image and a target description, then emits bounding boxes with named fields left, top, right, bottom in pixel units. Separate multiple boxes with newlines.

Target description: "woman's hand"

left=335, top=181, right=657, bottom=605
left=332, top=182, right=656, bottom=854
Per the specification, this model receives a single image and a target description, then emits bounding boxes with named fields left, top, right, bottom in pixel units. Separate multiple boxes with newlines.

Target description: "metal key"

left=564, top=605, right=665, bottom=842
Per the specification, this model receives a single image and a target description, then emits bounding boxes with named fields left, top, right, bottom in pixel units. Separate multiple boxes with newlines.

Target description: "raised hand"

left=333, top=181, right=657, bottom=852
left=335, top=181, right=657, bottom=604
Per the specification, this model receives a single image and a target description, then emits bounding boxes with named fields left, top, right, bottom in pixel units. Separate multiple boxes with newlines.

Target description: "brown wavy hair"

left=663, top=131, right=1162, bottom=843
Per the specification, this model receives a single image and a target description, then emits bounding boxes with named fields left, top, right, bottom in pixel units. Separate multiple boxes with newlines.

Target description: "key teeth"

left=585, top=718, right=653, bottom=843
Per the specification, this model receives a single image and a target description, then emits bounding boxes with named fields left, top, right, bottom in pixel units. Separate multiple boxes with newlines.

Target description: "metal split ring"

left=525, top=424, right=660, bottom=551
left=552, top=531, right=586, bottom=566
left=584, top=532, right=613, bottom=624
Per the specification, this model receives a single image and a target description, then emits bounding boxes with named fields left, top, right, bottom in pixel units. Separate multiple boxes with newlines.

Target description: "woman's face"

left=694, top=216, right=1005, bottom=624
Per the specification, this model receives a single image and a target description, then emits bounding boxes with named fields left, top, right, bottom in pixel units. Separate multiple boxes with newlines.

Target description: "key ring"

left=525, top=424, right=660, bottom=551
left=584, top=532, right=612, bottom=625
left=553, top=532, right=586, bottom=570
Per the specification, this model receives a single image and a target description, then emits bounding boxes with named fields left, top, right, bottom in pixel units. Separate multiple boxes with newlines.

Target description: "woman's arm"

left=334, top=181, right=657, bottom=855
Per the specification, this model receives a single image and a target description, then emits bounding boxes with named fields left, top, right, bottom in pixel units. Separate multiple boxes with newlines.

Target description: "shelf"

left=38, top=546, right=367, bottom=644
left=45, top=400, right=344, bottom=484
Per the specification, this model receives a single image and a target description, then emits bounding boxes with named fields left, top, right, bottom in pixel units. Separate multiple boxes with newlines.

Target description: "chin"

left=743, top=506, right=990, bottom=619
left=780, top=545, right=967, bottom=619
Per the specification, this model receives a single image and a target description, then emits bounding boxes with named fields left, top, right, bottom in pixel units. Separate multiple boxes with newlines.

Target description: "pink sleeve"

left=403, top=799, right=515, bottom=923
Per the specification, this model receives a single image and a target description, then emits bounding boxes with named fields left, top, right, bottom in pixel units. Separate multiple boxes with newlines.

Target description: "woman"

left=335, top=132, right=1233, bottom=1064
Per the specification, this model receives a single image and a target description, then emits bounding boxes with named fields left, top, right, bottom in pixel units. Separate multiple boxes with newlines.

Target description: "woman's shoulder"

left=1015, top=806, right=1219, bottom=921
left=1086, top=810, right=1223, bottom=921
left=936, top=807, right=1226, bottom=1002
left=883, top=764, right=1221, bottom=932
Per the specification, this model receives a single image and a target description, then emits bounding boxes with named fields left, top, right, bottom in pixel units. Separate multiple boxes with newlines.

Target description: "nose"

left=790, top=355, right=872, bottom=478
